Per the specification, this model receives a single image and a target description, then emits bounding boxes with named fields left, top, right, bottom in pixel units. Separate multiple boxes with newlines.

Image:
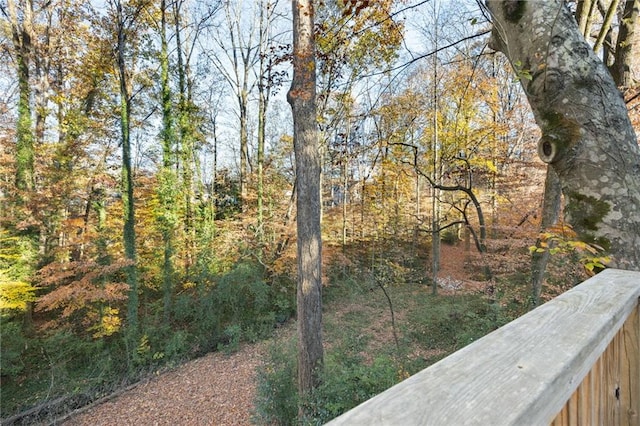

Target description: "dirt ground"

left=61, top=344, right=263, bottom=426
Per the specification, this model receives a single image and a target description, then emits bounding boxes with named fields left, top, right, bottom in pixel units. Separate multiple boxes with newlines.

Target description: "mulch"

left=61, top=344, right=263, bottom=426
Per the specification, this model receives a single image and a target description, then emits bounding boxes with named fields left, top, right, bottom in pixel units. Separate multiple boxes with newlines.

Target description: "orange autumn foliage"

left=35, top=259, right=132, bottom=336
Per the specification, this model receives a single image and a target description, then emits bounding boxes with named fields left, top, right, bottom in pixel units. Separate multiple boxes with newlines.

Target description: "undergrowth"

left=0, top=259, right=295, bottom=422
left=2, top=239, right=537, bottom=424
left=253, top=241, right=524, bottom=425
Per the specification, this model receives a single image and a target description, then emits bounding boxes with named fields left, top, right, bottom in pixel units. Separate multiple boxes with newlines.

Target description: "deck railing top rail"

left=326, top=268, right=640, bottom=426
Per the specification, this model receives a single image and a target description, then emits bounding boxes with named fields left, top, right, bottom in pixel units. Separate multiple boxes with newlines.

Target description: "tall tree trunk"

left=213, top=1, right=257, bottom=214
left=239, top=85, right=249, bottom=213
left=173, top=0, right=195, bottom=273
left=342, top=155, right=348, bottom=246
left=341, top=112, right=351, bottom=247
left=530, top=167, right=562, bottom=305
left=486, top=0, right=640, bottom=270
left=115, top=1, right=139, bottom=333
left=33, top=10, right=51, bottom=148
left=288, top=0, right=324, bottom=403
left=256, top=0, right=274, bottom=244
left=257, top=88, right=266, bottom=242
left=529, top=0, right=639, bottom=296
left=7, top=0, right=37, bottom=333
left=610, top=0, right=640, bottom=89
left=159, top=0, right=176, bottom=324
left=8, top=0, right=35, bottom=195
left=94, top=183, right=109, bottom=332
left=431, top=35, right=440, bottom=295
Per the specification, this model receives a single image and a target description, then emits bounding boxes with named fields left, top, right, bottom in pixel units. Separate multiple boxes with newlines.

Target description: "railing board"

left=326, top=269, right=640, bottom=426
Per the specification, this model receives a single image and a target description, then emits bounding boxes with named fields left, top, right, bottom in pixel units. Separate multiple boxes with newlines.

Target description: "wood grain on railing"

left=551, top=300, right=639, bottom=425
left=325, top=269, right=640, bottom=426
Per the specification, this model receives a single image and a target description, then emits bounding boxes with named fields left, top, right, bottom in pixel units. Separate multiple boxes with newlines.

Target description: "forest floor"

left=60, top=244, right=480, bottom=426
left=61, top=341, right=268, bottom=426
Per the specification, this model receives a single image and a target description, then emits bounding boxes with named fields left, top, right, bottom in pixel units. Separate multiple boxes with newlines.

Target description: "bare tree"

left=208, top=1, right=260, bottom=212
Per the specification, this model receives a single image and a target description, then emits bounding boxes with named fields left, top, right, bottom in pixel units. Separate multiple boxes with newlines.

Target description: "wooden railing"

left=326, top=269, right=640, bottom=426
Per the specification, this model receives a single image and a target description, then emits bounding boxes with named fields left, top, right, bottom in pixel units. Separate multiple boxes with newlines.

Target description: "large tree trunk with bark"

left=486, top=0, right=640, bottom=270
left=288, top=0, right=324, bottom=402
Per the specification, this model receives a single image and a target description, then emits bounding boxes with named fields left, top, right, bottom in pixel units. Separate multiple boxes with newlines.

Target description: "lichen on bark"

left=564, top=191, right=612, bottom=249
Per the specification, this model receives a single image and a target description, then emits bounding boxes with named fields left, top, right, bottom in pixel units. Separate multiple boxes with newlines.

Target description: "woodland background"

left=1, top=0, right=639, bottom=423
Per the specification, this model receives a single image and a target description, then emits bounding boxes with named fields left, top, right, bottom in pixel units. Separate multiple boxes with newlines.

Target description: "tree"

left=208, top=0, right=260, bottom=213
left=529, top=167, right=561, bottom=305
left=288, top=0, right=324, bottom=402
left=172, top=0, right=208, bottom=274
left=610, top=0, right=639, bottom=90
left=157, top=0, right=178, bottom=323
left=486, top=0, right=640, bottom=270
left=574, top=0, right=639, bottom=90
left=2, top=0, right=49, bottom=332
left=109, top=0, right=151, bottom=334
left=528, top=0, right=640, bottom=302
left=2, top=0, right=35, bottom=196
left=315, top=0, right=404, bottom=239
left=255, top=0, right=286, bottom=244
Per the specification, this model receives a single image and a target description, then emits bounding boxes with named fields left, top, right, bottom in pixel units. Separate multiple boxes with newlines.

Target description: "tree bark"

left=174, top=0, right=196, bottom=273
left=256, top=0, right=274, bottom=243
left=7, top=0, right=35, bottom=194
left=486, top=0, right=640, bottom=270
left=114, top=0, right=139, bottom=333
left=288, top=0, right=324, bottom=401
left=159, top=0, right=176, bottom=324
left=530, top=167, right=562, bottom=305
left=610, top=0, right=640, bottom=89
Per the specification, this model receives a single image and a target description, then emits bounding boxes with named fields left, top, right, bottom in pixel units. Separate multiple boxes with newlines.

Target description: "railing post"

left=620, top=300, right=639, bottom=425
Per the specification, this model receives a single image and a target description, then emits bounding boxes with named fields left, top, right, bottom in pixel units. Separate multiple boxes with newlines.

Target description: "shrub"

left=219, top=324, right=242, bottom=352
left=171, top=289, right=222, bottom=355
left=0, top=320, right=27, bottom=379
left=214, top=261, right=275, bottom=341
left=253, top=338, right=299, bottom=425
left=253, top=334, right=402, bottom=425
left=441, top=228, right=459, bottom=245
left=302, top=354, right=398, bottom=425
left=408, top=294, right=510, bottom=350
